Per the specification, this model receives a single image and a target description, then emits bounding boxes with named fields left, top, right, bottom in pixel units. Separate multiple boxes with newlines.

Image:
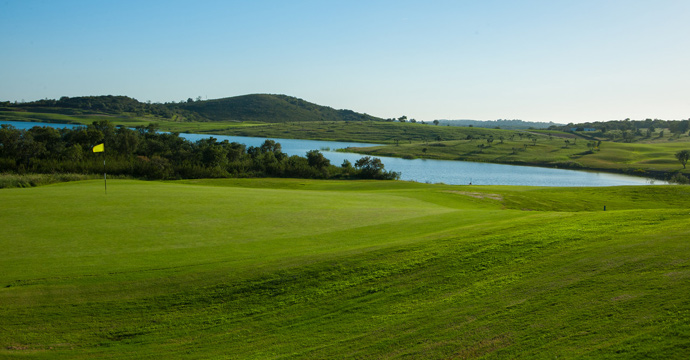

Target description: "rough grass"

left=1, top=179, right=689, bottom=359
left=0, top=111, right=265, bottom=133
left=0, top=172, right=104, bottom=188
left=351, top=135, right=690, bottom=178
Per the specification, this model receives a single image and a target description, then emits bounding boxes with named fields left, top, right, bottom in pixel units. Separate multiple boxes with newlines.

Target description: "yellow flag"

left=92, top=143, right=105, bottom=153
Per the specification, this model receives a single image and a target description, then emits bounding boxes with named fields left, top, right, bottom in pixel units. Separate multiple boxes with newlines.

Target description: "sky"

left=1, top=0, right=689, bottom=124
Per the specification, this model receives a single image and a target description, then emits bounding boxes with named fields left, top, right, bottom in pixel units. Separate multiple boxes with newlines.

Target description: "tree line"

left=551, top=119, right=690, bottom=138
left=0, top=121, right=400, bottom=181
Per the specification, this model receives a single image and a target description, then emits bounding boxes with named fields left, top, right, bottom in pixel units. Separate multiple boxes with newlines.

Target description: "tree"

left=354, top=156, right=399, bottom=179
left=306, top=150, right=330, bottom=169
left=260, top=139, right=281, bottom=154
left=669, top=120, right=690, bottom=135
left=675, top=150, right=690, bottom=169
left=681, top=120, right=690, bottom=135
left=433, top=120, right=439, bottom=126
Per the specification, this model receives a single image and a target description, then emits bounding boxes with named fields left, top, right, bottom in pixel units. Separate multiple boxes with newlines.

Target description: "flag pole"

left=92, top=143, right=106, bottom=194
left=103, top=158, right=107, bottom=195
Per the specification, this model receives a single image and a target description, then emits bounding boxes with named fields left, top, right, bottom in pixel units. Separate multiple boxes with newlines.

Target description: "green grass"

left=0, top=173, right=108, bottom=188
left=1, top=179, right=689, bottom=358
left=210, top=120, right=505, bottom=143
left=350, top=134, right=690, bottom=179
left=0, top=111, right=266, bottom=133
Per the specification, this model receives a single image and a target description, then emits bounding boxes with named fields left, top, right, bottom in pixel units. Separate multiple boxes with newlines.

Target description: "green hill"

left=1, top=179, right=689, bottom=358
left=175, top=94, right=384, bottom=123
left=1, top=94, right=384, bottom=123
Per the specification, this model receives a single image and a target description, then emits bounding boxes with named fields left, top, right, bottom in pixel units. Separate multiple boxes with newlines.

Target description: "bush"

left=669, top=173, right=689, bottom=185
left=0, top=173, right=100, bottom=188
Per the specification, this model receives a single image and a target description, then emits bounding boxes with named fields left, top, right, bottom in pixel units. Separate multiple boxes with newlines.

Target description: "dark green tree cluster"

left=0, top=121, right=400, bottom=181
left=2, top=95, right=205, bottom=121
left=552, top=118, right=690, bottom=140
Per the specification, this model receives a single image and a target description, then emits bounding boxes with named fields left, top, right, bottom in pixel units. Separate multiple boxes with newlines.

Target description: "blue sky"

left=1, top=0, right=689, bottom=123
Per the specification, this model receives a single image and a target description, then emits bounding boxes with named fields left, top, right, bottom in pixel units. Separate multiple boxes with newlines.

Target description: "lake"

left=1, top=120, right=664, bottom=186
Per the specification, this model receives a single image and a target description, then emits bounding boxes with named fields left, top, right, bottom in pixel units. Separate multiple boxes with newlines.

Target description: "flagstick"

left=92, top=143, right=106, bottom=194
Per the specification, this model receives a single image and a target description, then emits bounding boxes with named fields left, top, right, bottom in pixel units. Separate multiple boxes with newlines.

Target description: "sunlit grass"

left=1, top=179, right=688, bottom=358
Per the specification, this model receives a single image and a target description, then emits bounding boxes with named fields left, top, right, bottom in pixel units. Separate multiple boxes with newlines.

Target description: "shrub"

left=669, top=173, right=689, bottom=185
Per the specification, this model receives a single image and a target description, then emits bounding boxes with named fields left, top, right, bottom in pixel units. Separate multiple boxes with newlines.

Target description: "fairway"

left=1, top=179, right=689, bottom=358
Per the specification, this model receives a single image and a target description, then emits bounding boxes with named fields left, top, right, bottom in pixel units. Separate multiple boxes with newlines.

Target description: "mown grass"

left=1, top=179, right=689, bottom=358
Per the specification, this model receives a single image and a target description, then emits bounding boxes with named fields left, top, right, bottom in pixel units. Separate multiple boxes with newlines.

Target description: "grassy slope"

left=0, top=111, right=266, bottom=133
left=208, top=120, right=501, bottom=143
left=0, top=111, right=501, bottom=143
left=348, top=130, right=690, bottom=177
left=175, top=94, right=384, bottom=123
left=1, top=179, right=689, bottom=358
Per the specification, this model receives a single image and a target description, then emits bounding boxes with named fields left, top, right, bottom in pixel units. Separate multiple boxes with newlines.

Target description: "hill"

left=1, top=179, right=689, bottom=358
left=1, top=94, right=384, bottom=123
left=175, top=94, right=383, bottom=123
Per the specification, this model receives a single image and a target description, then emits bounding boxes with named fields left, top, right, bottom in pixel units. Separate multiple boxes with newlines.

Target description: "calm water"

left=1, top=120, right=664, bottom=186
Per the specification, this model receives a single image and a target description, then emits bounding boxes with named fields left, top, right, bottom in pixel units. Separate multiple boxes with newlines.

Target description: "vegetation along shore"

left=2, top=94, right=689, bottom=183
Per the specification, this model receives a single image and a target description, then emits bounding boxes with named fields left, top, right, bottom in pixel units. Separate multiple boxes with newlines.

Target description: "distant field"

left=209, top=120, right=505, bottom=143
left=350, top=133, right=690, bottom=178
left=1, top=179, right=689, bottom=358
left=0, top=111, right=266, bottom=133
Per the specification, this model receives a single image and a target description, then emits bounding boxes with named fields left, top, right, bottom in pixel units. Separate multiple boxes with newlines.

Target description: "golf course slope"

left=1, top=179, right=689, bottom=359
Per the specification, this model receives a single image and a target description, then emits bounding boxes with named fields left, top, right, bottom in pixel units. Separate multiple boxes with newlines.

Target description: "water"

left=1, top=120, right=83, bottom=130
left=1, top=120, right=664, bottom=186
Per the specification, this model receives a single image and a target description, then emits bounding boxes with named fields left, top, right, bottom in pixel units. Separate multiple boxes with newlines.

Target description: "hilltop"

left=176, top=94, right=383, bottom=123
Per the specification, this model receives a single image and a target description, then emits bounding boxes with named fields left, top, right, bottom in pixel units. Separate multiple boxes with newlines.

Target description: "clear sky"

left=1, top=0, right=689, bottom=123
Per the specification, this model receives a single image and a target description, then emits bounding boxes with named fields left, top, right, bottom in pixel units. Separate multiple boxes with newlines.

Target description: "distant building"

left=570, top=127, right=597, bottom=132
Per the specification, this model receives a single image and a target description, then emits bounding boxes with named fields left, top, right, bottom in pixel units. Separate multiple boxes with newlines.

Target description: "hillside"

left=175, top=94, right=384, bottom=123
left=1, top=179, right=689, bottom=358
left=1, top=94, right=384, bottom=123
left=348, top=128, right=690, bottom=182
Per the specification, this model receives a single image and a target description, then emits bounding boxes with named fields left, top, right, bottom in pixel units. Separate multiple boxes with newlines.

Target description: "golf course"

left=2, top=178, right=689, bottom=358
left=5, top=0, right=690, bottom=357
